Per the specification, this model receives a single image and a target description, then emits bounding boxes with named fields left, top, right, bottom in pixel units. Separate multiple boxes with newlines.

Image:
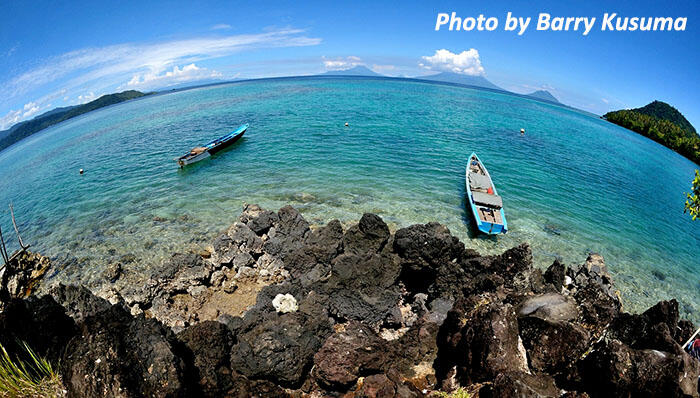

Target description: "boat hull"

left=178, top=151, right=210, bottom=166
left=207, top=129, right=245, bottom=155
left=177, top=124, right=248, bottom=167
left=466, top=152, right=508, bottom=235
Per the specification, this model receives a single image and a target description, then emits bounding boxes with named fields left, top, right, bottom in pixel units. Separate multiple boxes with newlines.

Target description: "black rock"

left=61, top=304, right=188, bottom=397
left=177, top=321, right=235, bottom=397
left=0, top=295, right=77, bottom=363
left=545, top=259, right=566, bottom=290
left=230, top=311, right=331, bottom=387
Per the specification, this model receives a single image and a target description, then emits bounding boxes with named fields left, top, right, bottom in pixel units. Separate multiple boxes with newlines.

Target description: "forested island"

left=0, top=90, right=151, bottom=152
left=604, top=101, right=699, bottom=164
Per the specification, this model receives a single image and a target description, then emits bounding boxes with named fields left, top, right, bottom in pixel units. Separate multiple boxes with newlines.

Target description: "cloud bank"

left=322, top=56, right=363, bottom=71
left=419, top=49, right=485, bottom=75
left=0, top=29, right=320, bottom=130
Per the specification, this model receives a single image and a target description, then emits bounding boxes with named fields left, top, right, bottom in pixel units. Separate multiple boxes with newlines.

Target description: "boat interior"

left=468, top=156, right=504, bottom=224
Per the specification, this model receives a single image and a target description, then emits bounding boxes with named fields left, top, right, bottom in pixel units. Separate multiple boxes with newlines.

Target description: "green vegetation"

left=633, top=100, right=696, bottom=135
left=604, top=101, right=699, bottom=165
left=432, top=388, right=471, bottom=398
left=685, top=170, right=700, bottom=220
left=0, top=342, right=62, bottom=398
left=0, top=90, right=151, bottom=152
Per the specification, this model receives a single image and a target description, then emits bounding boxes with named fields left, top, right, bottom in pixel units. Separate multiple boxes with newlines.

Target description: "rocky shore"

left=1, top=204, right=698, bottom=397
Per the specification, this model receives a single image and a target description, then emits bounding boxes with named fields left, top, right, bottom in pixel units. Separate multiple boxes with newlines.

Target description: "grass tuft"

left=432, top=387, right=471, bottom=398
left=0, top=341, right=64, bottom=398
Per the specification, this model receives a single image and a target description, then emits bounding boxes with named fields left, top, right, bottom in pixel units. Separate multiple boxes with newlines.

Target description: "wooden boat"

left=466, top=153, right=508, bottom=235
left=177, top=123, right=248, bottom=167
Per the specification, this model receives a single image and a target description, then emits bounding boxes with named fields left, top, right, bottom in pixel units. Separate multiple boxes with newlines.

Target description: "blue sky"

left=1, top=0, right=698, bottom=130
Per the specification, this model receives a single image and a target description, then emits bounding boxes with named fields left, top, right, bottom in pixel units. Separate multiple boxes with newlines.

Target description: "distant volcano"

left=524, top=90, right=560, bottom=104
left=322, top=65, right=382, bottom=76
left=417, top=71, right=503, bottom=91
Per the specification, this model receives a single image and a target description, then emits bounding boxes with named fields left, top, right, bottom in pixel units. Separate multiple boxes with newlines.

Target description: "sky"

left=1, top=0, right=699, bottom=130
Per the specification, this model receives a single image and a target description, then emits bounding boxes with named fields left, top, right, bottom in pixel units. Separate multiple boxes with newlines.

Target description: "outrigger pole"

left=0, top=226, right=9, bottom=267
left=9, top=204, right=28, bottom=250
left=683, top=326, right=700, bottom=350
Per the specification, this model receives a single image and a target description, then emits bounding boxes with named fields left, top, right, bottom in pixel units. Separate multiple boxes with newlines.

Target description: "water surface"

left=0, top=77, right=698, bottom=319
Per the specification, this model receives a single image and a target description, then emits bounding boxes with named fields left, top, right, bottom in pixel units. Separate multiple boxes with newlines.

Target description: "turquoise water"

left=0, top=77, right=699, bottom=319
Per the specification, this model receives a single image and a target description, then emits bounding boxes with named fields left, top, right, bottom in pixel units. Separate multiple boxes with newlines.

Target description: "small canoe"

left=177, top=123, right=248, bottom=167
left=466, top=153, right=507, bottom=235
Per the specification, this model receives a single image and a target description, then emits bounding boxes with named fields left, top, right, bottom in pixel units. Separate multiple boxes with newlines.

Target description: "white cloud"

left=21, top=102, right=40, bottom=118
left=126, top=63, right=222, bottom=89
left=0, top=101, right=54, bottom=129
left=419, top=49, right=485, bottom=76
left=322, top=56, right=363, bottom=70
left=601, top=98, right=609, bottom=104
left=77, top=92, right=96, bottom=102
left=211, top=24, right=232, bottom=30
left=0, top=109, right=22, bottom=130
left=0, top=29, right=320, bottom=130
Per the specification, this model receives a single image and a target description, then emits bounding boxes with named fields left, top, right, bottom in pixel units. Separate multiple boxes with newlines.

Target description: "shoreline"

left=1, top=203, right=698, bottom=396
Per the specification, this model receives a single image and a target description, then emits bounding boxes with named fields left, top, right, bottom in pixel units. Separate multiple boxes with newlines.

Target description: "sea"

left=0, top=77, right=698, bottom=320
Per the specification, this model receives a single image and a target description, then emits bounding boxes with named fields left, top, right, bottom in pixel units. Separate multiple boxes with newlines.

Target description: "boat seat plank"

left=469, top=173, right=491, bottom=190
left=478, top=207, right=503, bottom=224
left=472, top=191, right=503, bottom=209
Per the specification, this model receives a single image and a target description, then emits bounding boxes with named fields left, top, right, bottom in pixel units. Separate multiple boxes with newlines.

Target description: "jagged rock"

left=609, top=299, right=685, bottom=355
left=262, top=205, right=310, bottom=261
left=233, top=252, right=255, bottom=270
left=324, top=251, right=402, bottom=327
left=209, top=270, right=225, bottom=287
left=230, top=311, right=331, bottom=387
left=239, top=203, right=279, bottom=235
left=394, top=223, right=465, bottom=294
left=580, top=338, right=699, bottom=397
left=480, top=371, right=561, bottom=398
left=0, top=250, right=51, bottom=300
left=518, top=316, right=590, bottom=375
left=167, top=253, right=210, bottom=293
left=351, top=373, right=414, bottom=398
left=313, top=322, right=388, bottom=390
left=584, top=253, right=608, bottom=277
left=436, top=294, right=529, bottom=386
left=0, top=295, right=77, bottom=363
left=544, top=259, right=566, bottom=291
left=177, top=321, right=234, bottom=397
left=341, top=213, right=390, bottom=255
left=61, top=303, right=187, bottom=397
left=11, top=204, right=700, bottom=398
left=49, top=284, right=112, bottom=323
left=307, top=219, right=344, bottom=251
left=485, top=243, right=533, bottom=283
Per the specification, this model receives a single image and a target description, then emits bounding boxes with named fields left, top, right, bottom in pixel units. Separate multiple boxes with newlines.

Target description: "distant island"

left=321, top=66, right=561, bottom=105
left=604, top=101, right=699, bottom=165
left=0, top=72, right=567, bottom=152
left=417, top=71, right=503, bottom=91
left=0, top=90, right=151, bottom=152
left=322, top=65, right=382, bottom=77
left=524, top=90, right=560, bottom=104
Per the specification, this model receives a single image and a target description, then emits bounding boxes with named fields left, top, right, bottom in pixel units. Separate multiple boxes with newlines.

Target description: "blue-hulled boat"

left=177, top=123, right=248, bottom=167
left=466, top=153, right=508, bottom=235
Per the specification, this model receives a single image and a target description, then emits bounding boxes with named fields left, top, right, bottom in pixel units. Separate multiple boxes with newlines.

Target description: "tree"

left=685, top=170, right=700, bottom=220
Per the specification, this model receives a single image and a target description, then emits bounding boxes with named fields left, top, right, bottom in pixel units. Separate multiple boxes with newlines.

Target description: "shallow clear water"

left=0, top=77, right=698, bottom=319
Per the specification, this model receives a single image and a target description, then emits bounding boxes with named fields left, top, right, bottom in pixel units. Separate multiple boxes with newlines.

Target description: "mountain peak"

left=633, top=101, right=696, bottom=134
left=525, top=90, right=560, bottom=104
left=418, top=72, right=502, bottom=91
left=323, top=65, right=382, bottom=76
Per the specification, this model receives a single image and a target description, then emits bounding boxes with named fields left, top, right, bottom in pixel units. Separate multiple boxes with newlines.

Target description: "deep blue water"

left=0, top=77, right=698, bottom=318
